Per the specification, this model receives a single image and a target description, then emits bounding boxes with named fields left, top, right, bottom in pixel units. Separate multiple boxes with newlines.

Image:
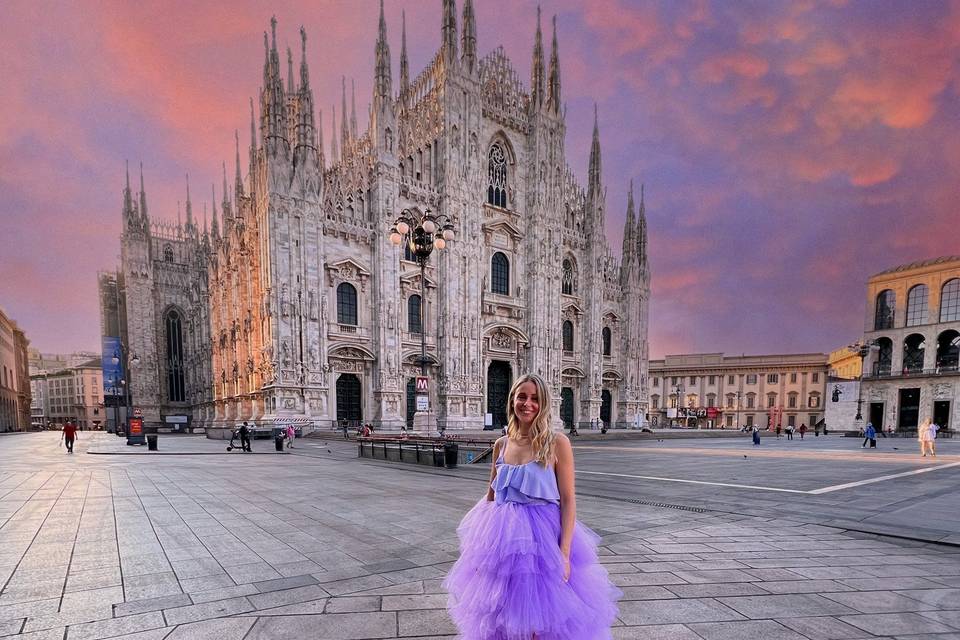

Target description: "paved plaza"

left=1, top=432, right=959, bottom=639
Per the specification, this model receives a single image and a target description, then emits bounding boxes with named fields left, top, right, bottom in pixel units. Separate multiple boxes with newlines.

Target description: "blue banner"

left=101, top=336, right=124, bottom=398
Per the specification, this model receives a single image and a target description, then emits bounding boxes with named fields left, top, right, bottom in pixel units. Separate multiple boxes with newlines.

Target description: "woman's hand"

left=562, top=550, right=571, bottom=582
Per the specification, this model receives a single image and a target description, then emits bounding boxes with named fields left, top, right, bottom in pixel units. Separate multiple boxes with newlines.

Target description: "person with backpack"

left=239, top=421, right=252, bottom=452
left=862, top=422, right=877, bottom=449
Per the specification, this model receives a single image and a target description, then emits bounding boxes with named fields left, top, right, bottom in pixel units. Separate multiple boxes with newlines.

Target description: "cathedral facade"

left=114, top=0, right=651, bottom=433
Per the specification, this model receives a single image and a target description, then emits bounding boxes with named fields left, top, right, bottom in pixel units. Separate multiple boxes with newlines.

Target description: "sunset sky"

left=2, top=0, right=959, bottom=359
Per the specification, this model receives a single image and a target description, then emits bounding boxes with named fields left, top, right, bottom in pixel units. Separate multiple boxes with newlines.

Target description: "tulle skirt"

left=443, top=498, right=621, bottom=639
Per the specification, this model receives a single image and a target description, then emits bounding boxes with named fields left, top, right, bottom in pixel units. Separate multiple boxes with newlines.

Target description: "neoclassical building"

left=110, top=1, right=650, bottom=432
left=859, top=256, right=960, bottom=431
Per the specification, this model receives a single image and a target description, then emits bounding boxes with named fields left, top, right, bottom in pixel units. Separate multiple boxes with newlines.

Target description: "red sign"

left=128, top=417, right=143, bottom=435
left=706, top=407, right=721, bottom=419
left=416, top=376, right=429, bottom=392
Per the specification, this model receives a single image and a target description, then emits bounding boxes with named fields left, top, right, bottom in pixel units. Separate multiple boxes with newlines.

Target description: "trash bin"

left=146, top=434, right=158, bottom=451
left=444, top=442, right=459, bottom=468
left=275, top=434, right=285, bottom=452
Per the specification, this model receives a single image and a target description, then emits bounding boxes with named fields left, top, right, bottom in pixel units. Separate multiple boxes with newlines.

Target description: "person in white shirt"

left=918, top=418, right=938, bottom=457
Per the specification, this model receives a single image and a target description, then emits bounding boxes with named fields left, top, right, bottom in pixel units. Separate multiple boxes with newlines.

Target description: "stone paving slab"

left=1, top=432, right=960, bottom=639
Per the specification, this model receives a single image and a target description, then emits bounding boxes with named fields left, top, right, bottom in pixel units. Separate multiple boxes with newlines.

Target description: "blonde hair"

left=506, top=373, right=555, bottom=466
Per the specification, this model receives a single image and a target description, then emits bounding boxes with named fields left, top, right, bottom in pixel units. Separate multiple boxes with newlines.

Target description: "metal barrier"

left=357, top=436, right=491, bottom=467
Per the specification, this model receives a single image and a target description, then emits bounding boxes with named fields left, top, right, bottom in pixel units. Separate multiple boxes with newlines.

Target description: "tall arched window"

left=874, top=337, right=893, bottom=376
left=165, top=309, right=186, bottom=402
left=562, top=320, right=574, bottom=351
left=491, top=252, right=510, bottom=295
left=903, top=333, right=925, bottom=373
left=163, top=244, right=174, bottom=263
left=561, top=259, right=574, bottom=295
left=403, top=238, right=416, bottom=262
left=337, top=282, right=358, bottom=325
left=906, top=284, right=928, bottom=327
left=937, top=330, right=960, bottom=371
left=602, top=327, right=612, bottom=356
left=874, top=289, right=895, bottom=330
left=487, top=143, right=507, bottom=208
left=941, top=279, right=960, bottom=322
left=407, top=294, right=422, bottom=334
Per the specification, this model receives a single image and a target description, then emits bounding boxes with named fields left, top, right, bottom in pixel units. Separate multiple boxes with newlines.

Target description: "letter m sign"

left=416, top=376, right=429, bottom=393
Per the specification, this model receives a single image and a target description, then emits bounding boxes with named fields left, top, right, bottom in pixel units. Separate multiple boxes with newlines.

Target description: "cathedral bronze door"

left=405, top=378, right=417, bottom=429
left=336, top=374, right=362, bottom=427
left=486, top=361, right=512, bottom=430
left=600, top=389, right=612, bottom=427
left=560, top=388, right=575, bottom=429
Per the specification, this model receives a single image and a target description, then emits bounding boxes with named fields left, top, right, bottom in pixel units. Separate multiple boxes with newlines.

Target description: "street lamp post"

left=735, top=390, right=742, bottom=431
left=672, top=383, right=684, bottom=427
left=848, top=340, right=879, bottom=423
left=112, top=345, right=140, bottom=441
left=388, top=208, right=455, bottom=428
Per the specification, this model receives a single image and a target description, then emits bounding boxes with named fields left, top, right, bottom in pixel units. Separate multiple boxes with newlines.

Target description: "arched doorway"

left=336, top=374, right=362, bottom=427
left=486, top=361, right=512, bottom=430
left=903, top=334, right=925, bottom=374
left=560, top=387, right=575, bottom=429
left=600, top=389, right=612, bottom=427
left=405, top=378, right=416, bottom=429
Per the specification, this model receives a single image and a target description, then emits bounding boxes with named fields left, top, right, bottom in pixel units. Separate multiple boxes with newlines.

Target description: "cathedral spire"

left=350, top=78, right=357, bottom=140
left=123, top=160, right=133, bottom=215
left=287, top=46, right=294, bottom=94
left=340, top=77, right=349, bottom=153
left=248, top=98, right=256, bottom=193
left=622, top=180, right=636, bottom=260
left=221, top=159, right=232, bottom=222
left=531, top=6, right=545, bottom=109
left=637, top=183, right=648, bottom=264
left=210, top=183, right=220, bottom=241
left=138, top=162, right=148, bottom=222
left=588, top=104, right=603, bottom=199
left=299, top=26, right=310, bottom=90
left=184, top=173, right=194, bottom=233
left=375, top=0, right=393, bottom=107
left=331, top=103, right=339, bottom=163
left=234, top=129, right=244, bottom=200
left=442, top=0, right=458, bottom=65
left=318, top=108, right=325, bottom=170
left=399, top=10, right=409, bottom=98
left=547, top=15, right=561, bottom=113
left=461, top=0, right=476, bottom=73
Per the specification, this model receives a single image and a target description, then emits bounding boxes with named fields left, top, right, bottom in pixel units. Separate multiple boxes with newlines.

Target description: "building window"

left=941, top=279, right=960, bottom=322
left=746, top=394, right=756, bottom=409
left=790, top=373, right=797, bottom=383
left=906, top=284, right=929, bottom=327
left=707, top=394, right=716, bottom=408
left=653, top=377, right=659, bottom=386
left=487, top=143, right=508, bottom=208
left=491, top=252, right=510, bottom=295
left=708, top=376, right=716, bottom=385
left=903, top=333, right=926, bottom=373
left=725, top=415, right=733, bottom=427
left=337, top=282, right=358, bottom=326
left=165, top=309, right=186, bottom=403
left=562, top=320, right=574, bottom=352
left=651, top=395, right=659, bottom=409
left=767, top=374, right=779, bottom=384
left=767, top=393, right=777, bottom=408
left=403, top=239, right=416, bottom=262
left=727, top=375, right=735, bottom=385
left=788, top=393, right=798, bottom=408
left=808, top=393, right=820, bottom=408
left=602, top=327, right=612, bottom=356
left=811, top=372, right=819, bottom=383
left=746, top=374, right=757, bottom=384
left=809, top=414, right=818, bottom=425
left=407, top=294, right=422, bottom=334
left=788, top=415, right=796, bottom=427
left=875, top=289, right=895, bottom=330
left=561, top=259, right=575, bottom=295
left=689, top=376, right=697, bottom=385
left=937, top=330, right=960, bottom=371
left=746, top=414, right=755, bottom=427
left=163, top=244, right=174, bottom=263
left=671, top=377, right=678, bottom=385
left=726, top=394, right=735, bottom=408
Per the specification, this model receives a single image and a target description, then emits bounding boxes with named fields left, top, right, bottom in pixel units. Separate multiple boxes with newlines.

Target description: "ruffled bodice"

left=492, top=455, right=561, bottom=505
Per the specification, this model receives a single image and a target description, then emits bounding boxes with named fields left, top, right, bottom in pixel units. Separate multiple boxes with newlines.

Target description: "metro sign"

left=416, top=376, right=429, bottom=392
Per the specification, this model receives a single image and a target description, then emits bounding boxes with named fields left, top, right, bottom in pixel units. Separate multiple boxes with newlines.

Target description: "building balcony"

left=864, top=365, right=959, bottom=380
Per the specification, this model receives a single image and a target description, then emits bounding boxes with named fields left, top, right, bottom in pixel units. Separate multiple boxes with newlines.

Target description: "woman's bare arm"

left=485, top=436, right=505, bottom=501
left=554, top=434, right=576, bottom=579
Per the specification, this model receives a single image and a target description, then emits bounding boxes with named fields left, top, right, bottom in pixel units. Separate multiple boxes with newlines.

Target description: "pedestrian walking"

left=61, top=421, right=77, bottom=453
left=285, top=424, right=295, bottom=449
left=444, top=374, right=620, bottom=638
left=786, top=425, right=794, bottom=440
left=239, top=421, right=252, bottom=452
left=799, top=423, right=807, bottom=439
left=752, top=425, right=761, bottom=446
left=918, top=418, right=938, bottom=457
left=775, top=425, right=782, bottom=439
left=862, top=422, right=877, bottom=448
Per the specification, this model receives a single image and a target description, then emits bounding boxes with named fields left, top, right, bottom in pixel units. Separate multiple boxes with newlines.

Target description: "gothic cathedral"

left=114, top=0, right=651, bottom=433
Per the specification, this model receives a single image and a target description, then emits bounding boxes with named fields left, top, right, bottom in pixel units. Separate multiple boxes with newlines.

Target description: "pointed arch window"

left=940, top=279, right=960, bottom=322
left=602, top=326, right=612, bottom=356
left=487, top=143, right=507, bottom=208
left=163, top=244, right=174, bottom=263
left=408, top=294, right=422, bottom=334
left=561, top=259, right=575, bottom=295
left=906, top=284, right=928, bottom=327
left=562, top=320, right=574, bottom=352
left=337, top=282, right=358, bottom=326
left=491, top=252, right=510, bottom=295
left=165, top=309, right=186, bottom=402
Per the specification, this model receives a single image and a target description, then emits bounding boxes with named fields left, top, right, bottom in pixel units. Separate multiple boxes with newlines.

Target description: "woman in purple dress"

left=444, top=374, right=620, bottom=639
